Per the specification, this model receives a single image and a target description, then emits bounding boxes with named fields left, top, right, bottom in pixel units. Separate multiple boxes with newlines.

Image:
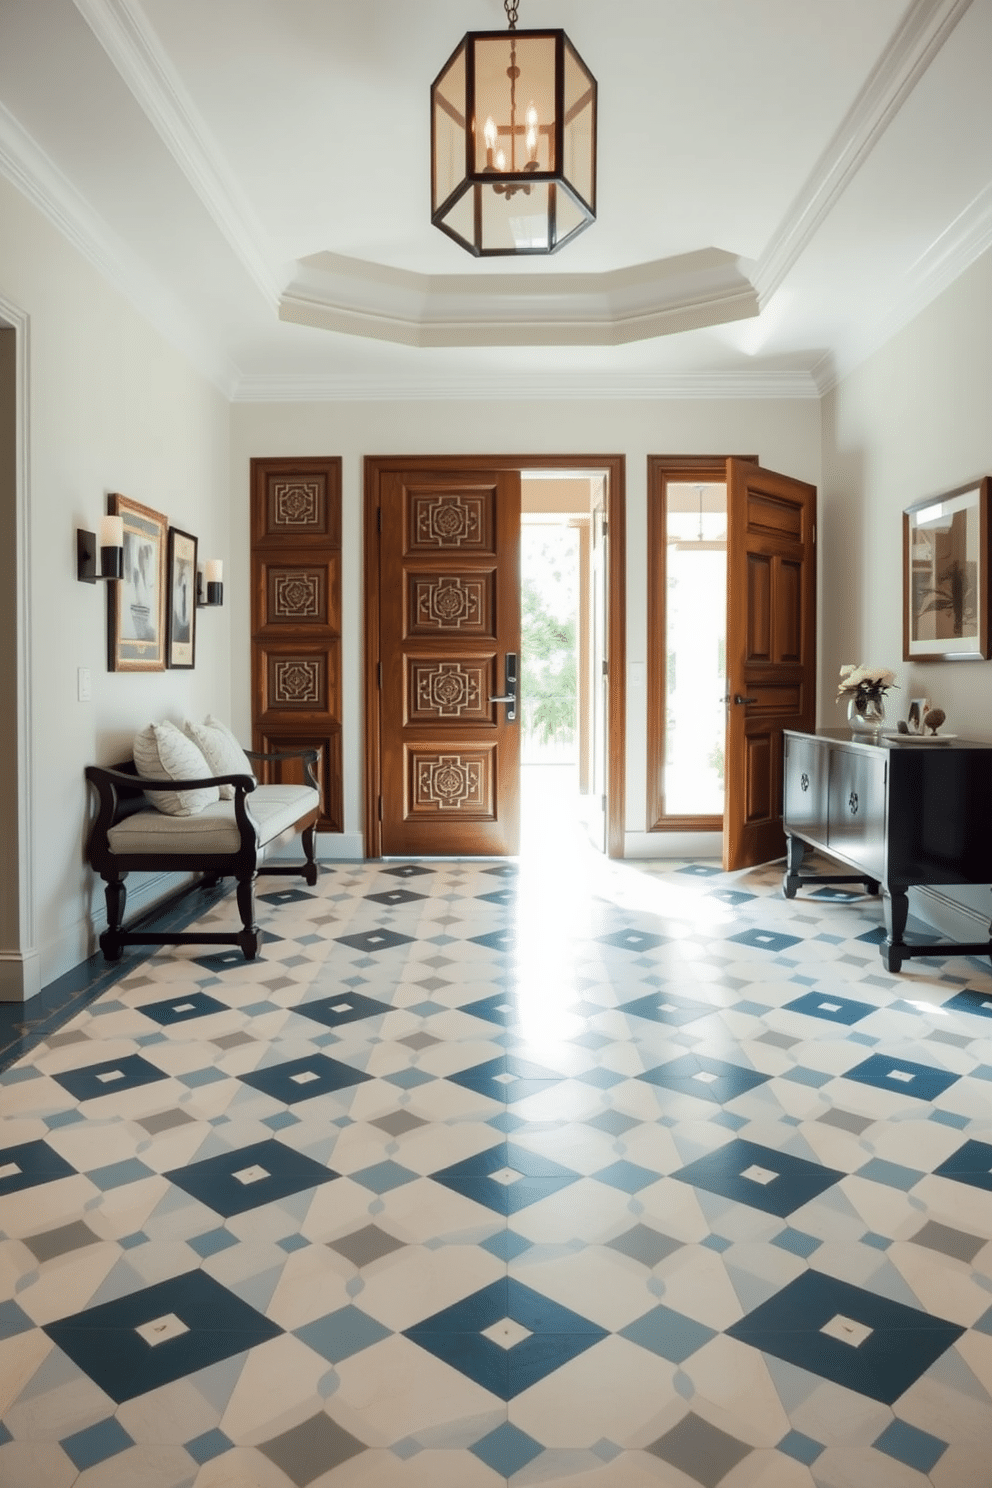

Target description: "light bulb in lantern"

left=495, top=148, right=506, bottom=172
left=484, top=116, right=497, bottom=150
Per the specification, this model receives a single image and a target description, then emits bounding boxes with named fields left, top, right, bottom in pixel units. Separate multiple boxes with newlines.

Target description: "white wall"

left=0, top=174, right=232, bottom=996
left=230, top=398, right=821, bottom=855
left=822, top=246, right=992, bottom=928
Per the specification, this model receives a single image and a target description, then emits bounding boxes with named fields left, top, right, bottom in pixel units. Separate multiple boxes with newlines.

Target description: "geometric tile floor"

left=4, top=838, right=992, bottom=1485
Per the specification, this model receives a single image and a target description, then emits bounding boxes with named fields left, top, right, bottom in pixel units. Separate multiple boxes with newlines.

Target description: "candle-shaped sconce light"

left=198, top=558, right=224, bottom=608
left=77, top=511, right=124, bottom=582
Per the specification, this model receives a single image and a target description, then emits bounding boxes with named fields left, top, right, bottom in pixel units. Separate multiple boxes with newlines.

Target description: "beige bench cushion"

left=106, top=785, right=319, bottom=856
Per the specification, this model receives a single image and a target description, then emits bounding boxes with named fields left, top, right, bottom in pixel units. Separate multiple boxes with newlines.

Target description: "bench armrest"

left=245, top=745, right=320, bottom=794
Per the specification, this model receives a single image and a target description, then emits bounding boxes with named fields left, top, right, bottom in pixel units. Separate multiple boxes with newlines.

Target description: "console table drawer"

left=827, top=747, right=886, bottom=881
left=783, top=734, right=828, bottom=844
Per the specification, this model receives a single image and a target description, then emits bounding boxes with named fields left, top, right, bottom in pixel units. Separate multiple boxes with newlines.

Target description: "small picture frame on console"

left=903, top=477, right=991, bottom=661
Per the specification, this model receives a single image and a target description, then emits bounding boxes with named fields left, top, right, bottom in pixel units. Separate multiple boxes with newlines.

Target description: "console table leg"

left=782, top=835, right=805, bottom=900
left=882, top=887, right=909, bottom=974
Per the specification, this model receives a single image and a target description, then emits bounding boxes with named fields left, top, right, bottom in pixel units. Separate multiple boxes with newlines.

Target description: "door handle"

left=489, top=653, right=517, bottom=722
left=734, top=694, right=758, bottom=705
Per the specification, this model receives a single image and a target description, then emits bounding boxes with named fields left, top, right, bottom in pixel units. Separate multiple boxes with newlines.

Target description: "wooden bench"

left=85, top=746, right=321, bottom=962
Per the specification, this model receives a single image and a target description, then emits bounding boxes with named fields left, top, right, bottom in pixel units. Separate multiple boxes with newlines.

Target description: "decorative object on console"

left=903, top=478, right=990, bottom=662
left=924, top=706, right=947, bottom=736
left=166, top=528, right=197, bottom=669
left=108, top=494, right=167, bottom=672
left=77, top=512, right=124, bottom=584
left=197, top=558, right=224, bottom=608
left=837, top=664, right=898, bottom=736
left=906, top=696, right=930, bottom=734
left=430, top=0, right=596, bottom=257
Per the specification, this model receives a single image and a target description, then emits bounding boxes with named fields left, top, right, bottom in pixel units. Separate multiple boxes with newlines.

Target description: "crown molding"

left=755, top=0, right=973, bottom=306
left=232, top=368, right=821, bottom=403
left=0, top=102, right=239, bottom=396
left=280, top=249, right=760, bottom=348
left=72, top=0, right=280, bottom=309
left=814, top=180, right=992, bottom=395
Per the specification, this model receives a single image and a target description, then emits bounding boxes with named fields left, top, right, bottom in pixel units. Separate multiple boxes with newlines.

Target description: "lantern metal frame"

left=430, top=20, right=597, bottom=258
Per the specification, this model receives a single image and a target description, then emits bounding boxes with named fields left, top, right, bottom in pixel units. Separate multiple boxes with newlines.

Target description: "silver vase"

left=847, top=692, right=885, bottom=735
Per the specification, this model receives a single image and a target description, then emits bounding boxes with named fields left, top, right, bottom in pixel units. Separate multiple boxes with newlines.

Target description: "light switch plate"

left=77, top=667, right=91, bottom=702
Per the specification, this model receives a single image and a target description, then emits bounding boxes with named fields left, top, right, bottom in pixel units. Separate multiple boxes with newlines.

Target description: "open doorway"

left=363, top=454, right=625, bottom=859
left=520, top=471, right=608, bottom=856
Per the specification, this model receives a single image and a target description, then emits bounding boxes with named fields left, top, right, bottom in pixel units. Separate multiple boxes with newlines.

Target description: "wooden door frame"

left=646, top=455, right=757, bottom=833
left=364, top=454, right=626, bottom=858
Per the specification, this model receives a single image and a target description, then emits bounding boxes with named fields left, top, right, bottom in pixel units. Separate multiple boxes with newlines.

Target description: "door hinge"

left=601, top=793, right=607, bottom=812
left=377, top=507, right=382, bottom=533
left=378, top=795, right=382, bottom=821
left=602, top=518, right=609, bottom=539
left=377, top=661, right=382, bottom=688
left=812, top=524, right=815, bottom=543
left=601, top=658, right=608, bottom=677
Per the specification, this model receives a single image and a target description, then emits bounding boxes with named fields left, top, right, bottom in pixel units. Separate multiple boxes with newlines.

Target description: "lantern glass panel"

left=471, top=33, right=557, bottom=177
left=480, top=179, right=552, bottom=253
left=563, top=43, right=595, bottom=210
left=441, top=186, right=477, bottom=250
left=432, top=45, right=467, bottom=211
left=552, top=184, right=588, bottom=249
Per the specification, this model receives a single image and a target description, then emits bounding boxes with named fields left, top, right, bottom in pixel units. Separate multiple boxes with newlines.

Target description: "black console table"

left=782, top=728, right=992, bottom=973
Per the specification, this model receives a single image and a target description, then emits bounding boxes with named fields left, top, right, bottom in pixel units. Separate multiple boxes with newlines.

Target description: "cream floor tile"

left=219, top=1335, right=328, bottom=1444
left=0, top=1441, right=78, bottom=1488
left=510, top=1338, right=678, bottom=1449
left=508, top=1248, right=655, bottom=1332
left=331, top=1335, right=499, bottom=1442
left=356, top=1242, right=503, bottom=1333
left=811, top=1446, right=931, bottom=1488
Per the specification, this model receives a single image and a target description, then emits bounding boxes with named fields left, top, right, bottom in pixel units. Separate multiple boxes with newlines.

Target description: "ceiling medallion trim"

left=232, top=370, right=821, bottom=404
left=280, top=249, right=758, bottom=348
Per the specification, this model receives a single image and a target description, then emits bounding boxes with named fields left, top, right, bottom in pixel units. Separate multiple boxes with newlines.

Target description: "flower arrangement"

left=837, top=664, right=898, bottom=708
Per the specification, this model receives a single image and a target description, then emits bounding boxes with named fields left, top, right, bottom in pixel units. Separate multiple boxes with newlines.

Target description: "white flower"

left=837, top=663, right=898, bottom=699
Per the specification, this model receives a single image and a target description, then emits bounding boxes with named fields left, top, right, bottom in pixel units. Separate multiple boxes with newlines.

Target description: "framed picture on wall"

left=108, top=494, right=167, bottom=672
left=903, top=478, right=991, bottom=662
left=166, top=527, right=197, bottom=669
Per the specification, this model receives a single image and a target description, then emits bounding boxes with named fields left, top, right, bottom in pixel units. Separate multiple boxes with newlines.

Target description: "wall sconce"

left=197, top=559, right=224, bottom=608
left=77, top=515, right=124, bottom=583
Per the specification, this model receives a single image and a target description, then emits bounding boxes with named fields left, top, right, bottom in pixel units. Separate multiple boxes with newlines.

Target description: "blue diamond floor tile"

left=431, top=1142, right=580, bottom=1216
left=165, top=1139, right=338, bottom=1217
left=639, top=1054, right=770, bottom=1105
left=403, top=1278, right=607, bottom=1401
left=727, top=1270, right=964, bottom=1404
left=138, top=991, right=229, bottom=1025
left=674, top=1139, right=844, bottom=1217
left=470, top=1422, right=543, bottom=1476
left=842, top=1053, right=960, bottom=1103
left=783, top=991, right=876, bottom=1025
left=51, top=1053, right=168, bottom=1103
left=44, top=1269, right=282, bottom=1404
left=238, top=1052, right=372, bottom=1105
left=296, top=992, right=393, bottom=1028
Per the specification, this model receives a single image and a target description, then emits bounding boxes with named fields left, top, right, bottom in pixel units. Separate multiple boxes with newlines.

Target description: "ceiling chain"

left=504, top=0, right=519, bottom=30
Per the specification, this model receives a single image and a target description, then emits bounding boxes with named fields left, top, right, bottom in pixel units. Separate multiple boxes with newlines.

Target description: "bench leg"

left=236, top=872, right=260, bottom=960
left=301, top=822, right=319, bottom=888
left=100, top=875, right=127, bottom=962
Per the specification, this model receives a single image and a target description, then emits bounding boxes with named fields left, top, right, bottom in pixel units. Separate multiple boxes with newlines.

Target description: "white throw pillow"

left=133, top=721, right=220, bottom=817
left=185, top=715, right=254, bottom=800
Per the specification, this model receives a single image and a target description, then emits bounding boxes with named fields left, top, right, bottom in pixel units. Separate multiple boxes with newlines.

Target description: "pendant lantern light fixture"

left=431, top=0, right=597, bottom=256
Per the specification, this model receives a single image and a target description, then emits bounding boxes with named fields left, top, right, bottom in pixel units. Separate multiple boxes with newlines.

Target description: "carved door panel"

left=724, top=458, right=816, bottom=870
left=377, top=468, right=521, bottom=855
left=250, top=458, right=343, bottom=831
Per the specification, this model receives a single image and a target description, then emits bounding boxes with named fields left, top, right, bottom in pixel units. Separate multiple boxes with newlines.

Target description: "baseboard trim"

left=0, top=949, right=41, bottom=1003
left=315, top=832, right=364, bottom=860
left=909, top=885, right=991, bottom=949
left=624, top=830, right=723, bottom=859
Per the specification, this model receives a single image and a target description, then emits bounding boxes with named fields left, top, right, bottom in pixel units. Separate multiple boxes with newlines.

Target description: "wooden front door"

left=724, top=458, right=816, bottom=870
left=374, top=465, right=522, bottom=856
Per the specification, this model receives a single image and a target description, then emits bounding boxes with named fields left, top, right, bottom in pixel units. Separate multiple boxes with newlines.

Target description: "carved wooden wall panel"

left=251, top=458, right=343, bottom=832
